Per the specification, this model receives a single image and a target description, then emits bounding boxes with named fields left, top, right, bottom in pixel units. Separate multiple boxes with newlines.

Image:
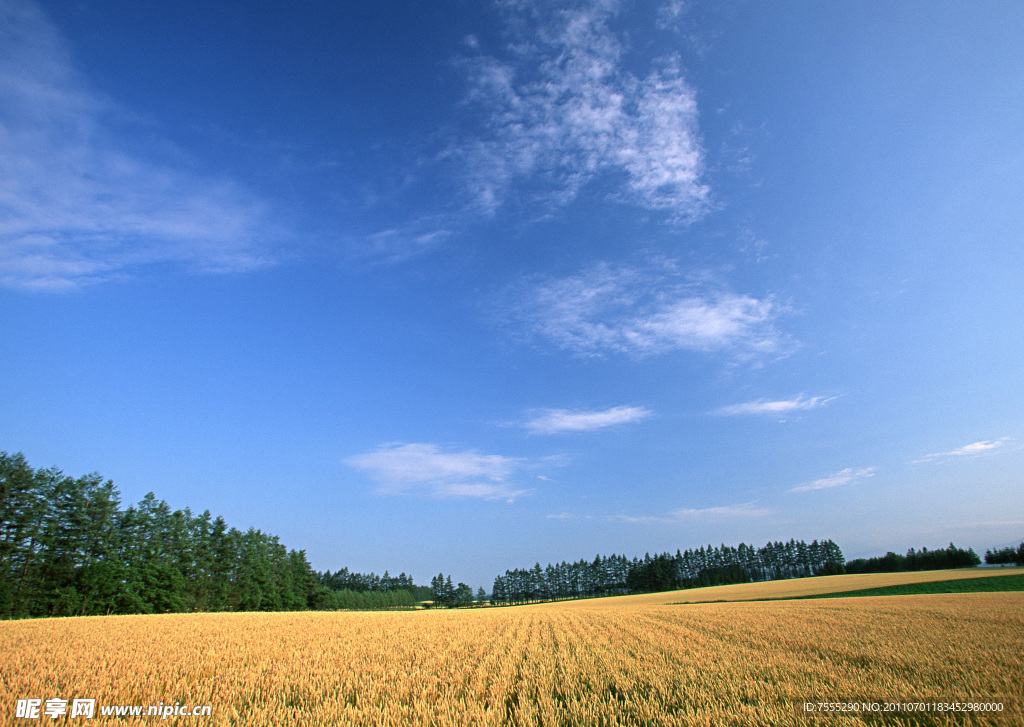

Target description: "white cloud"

left=451, top=0, right=708, bottom=221
left=913, top=438, right=1011, bottom=464
left=669, top=502, right=775, bottom=519
left=433, top=482, right=525, bottom=500
left=789, top=467, right=876, bottom=494
left=716, top=394, right=835, bottom=417
left=656, top=0, right=687, bottom=31
left=0, top=0, right=276, bottom=290
left=345, top=443, right=530, bottom=501
left=356, top=219, right=453, bottom=264
left=503, top=261, right=787, bottom=359
left=525, top=405, right=652, bottom=434
left=613, top=501, right=774, bottom=523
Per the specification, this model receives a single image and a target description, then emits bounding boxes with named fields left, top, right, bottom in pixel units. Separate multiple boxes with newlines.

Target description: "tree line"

left=428, top=573, right=487, bottom=607
left=489, top=539, right=846, bottom=604
left=319, top=588, right=417, bottom=610
left=5, top=451, right=1014, bottom=619
left=316, top=568, right=427, bottom=610
left=983, top=542, right=1023, bottom=566
left=0, top=451, right=429, bottom=619
left=844, top=543, right=981, bottom=574
left=0, top=451, right=326, bottom=619
left=318, top=567, right=416, bottom=594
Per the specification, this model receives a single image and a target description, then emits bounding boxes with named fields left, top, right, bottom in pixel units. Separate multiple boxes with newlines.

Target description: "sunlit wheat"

left=2, top=579, right=1022, bottom=726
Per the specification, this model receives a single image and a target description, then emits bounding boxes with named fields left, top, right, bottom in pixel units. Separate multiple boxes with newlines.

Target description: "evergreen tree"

left=0, top=452, right=354, bottom=619
left=455, top=582, right=474, bottom=607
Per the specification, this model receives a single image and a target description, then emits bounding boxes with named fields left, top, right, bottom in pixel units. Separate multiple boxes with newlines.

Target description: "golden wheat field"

left=3, top=578, right=1023, bottom=726
left=556, top=566, right=1024, bottom=607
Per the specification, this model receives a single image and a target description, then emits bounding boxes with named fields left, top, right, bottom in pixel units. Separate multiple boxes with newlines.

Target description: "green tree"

left=455, top=582, right=473, bottom=607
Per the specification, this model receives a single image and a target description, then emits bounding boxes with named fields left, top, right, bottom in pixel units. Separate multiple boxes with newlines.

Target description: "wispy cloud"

left=450, top=0, right=707, bottom=221
left=345, top=442, right=531, bottom=502
left=715, top=394, right=835, bottom=417
left=670, top=502, right=774, bottom=519
left=913, top=438, right=1011, bottom=464
left=524, top=405, right=652, bottom=434
left=0, top=0, right=276, bottom=290
left=788, top=467, right=876, bottom=494
left=502, top=261, right=788, bottom=359
left=352, top=216, right=455, bottom=265
left=613, top=501, right=774, bottom=524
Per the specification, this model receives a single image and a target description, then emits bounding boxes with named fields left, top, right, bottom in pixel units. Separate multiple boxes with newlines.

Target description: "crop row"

left=3, top=592, right=1022, bottom=725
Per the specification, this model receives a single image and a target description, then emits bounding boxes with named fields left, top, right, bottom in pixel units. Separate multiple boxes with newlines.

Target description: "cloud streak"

left=715, top=394, right=835, bottom=417
left=451, top=0, right=708, bottom=220
left=345, top=442, right=531, bottom=501
left=913, top=438, right=1011, bottom=464
left=0, top=0, right=277, bottom=290
left=669, top=502, right=775, bottom=519
left=613, top=501, right=774, bottom=524
left=524, top=405, right=652, bottom=434
left=545, top=512, right=591, bottom=521
left=789, top=467, right=876, bottom=494
left=502, top=261, right=788, bottom=359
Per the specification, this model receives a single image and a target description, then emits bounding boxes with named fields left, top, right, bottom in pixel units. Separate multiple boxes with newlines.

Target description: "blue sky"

left=2, top=0, right=1022, bottom=590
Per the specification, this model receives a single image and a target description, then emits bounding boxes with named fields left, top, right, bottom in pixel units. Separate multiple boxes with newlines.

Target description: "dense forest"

left=317, top=568, right=426, bottom=610
left=427, top=574, right=486, bottom=608
left=984, top=542, right=1024, bottom=566
left=490, top=540, right=846, bottom=604
left=0, top=451, right=419, bottom=618
left=844, top=543, right=981, bottom=574
left=1, top=451, right=318, bottom=618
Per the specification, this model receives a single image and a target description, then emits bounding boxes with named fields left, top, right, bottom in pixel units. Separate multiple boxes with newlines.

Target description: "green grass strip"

left=673, top=572, right=1024, bottom=605
left=797, top=573, right=1024, bottom=600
